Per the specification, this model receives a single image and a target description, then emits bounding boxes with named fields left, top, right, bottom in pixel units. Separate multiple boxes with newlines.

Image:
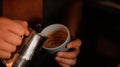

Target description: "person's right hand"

left=0, top=17, right=29, bottom=59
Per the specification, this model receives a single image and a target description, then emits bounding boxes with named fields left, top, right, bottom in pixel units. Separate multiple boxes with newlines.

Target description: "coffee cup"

left=39, top=24, right=71, bottom=55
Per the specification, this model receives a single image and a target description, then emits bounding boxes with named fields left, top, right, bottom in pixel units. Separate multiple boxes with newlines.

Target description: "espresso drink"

left=43, top=30, right=68, bottom=48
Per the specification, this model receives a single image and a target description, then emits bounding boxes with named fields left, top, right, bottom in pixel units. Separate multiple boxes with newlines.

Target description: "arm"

left=65, top=0, right=82, bottom=37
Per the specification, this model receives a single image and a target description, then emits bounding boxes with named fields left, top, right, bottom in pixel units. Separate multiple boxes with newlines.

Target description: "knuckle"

left=13, top=22, right=25, bottom=36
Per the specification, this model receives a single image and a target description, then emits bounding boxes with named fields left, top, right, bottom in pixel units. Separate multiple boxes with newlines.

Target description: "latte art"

left=43, top=30, right=67, bottom=48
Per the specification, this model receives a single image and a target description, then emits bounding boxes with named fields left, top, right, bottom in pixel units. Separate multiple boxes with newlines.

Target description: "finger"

left=56, top=46, right=80, bottom=59
left=55, top=56, right=76, bottom=66
left=56, top=39, right=81, bottom=59
left=0, top=50, right=11, bottom=59
left=0, top=39, right=17, bottom=53
left=14, top=20, right=29, bottom=36
left=8, top=23, right=25, bottom=37
left=58, top=62, right=70, bottom=67
left=67, top=38, right=82, bottom=49
left=0, top=18, right=25, bottom=36
left=1, top=31, right=22, bottom=46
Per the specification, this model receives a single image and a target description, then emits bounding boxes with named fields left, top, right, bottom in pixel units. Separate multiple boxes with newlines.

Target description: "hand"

left=55, top=38, right=81, bottom=67
left=0, top=17, right=29, bottom=59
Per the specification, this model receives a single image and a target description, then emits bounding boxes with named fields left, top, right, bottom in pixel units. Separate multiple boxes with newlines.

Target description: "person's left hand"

left=55, top=38, right=81, bottom=67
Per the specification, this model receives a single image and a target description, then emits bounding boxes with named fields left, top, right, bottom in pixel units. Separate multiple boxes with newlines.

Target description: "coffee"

left=43, top=30, right=67, bottom=48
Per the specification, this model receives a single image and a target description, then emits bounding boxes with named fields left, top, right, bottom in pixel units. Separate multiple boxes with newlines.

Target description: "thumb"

left=20, top=21, right=30, bottom=36
left=14, top=20, right=30, bottom=36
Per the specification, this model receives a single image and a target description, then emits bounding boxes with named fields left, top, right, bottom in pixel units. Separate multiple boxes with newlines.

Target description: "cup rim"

left=39, top=24, right=70, bottom=50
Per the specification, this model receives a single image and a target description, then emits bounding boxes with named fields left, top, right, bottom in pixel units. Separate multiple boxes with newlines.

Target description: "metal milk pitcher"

left=2, top=28, right=44, bottom=67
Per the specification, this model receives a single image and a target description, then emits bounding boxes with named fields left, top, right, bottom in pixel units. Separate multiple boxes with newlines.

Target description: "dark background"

left=0, top=0, right=120, bottom=67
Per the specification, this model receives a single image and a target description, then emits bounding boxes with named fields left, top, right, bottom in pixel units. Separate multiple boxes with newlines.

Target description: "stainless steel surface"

left=3, top=28, right=43, bottom=67
left=20, top=32, right=41, bottom=60
left=12, top=56, right=27, bottom=67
